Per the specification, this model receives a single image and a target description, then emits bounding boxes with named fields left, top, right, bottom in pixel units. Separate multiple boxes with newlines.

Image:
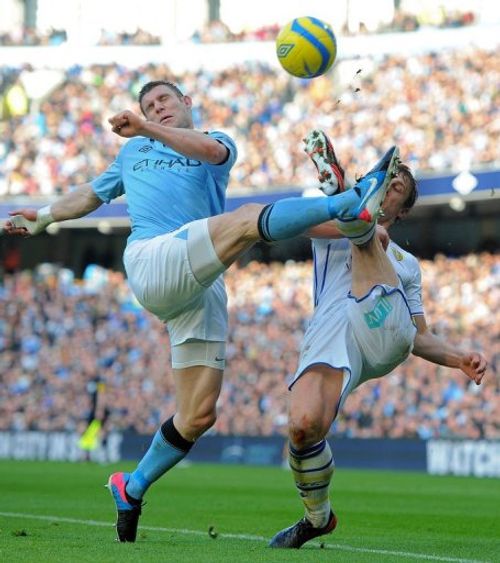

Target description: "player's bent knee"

left=289, top=417, right=325, bottom=449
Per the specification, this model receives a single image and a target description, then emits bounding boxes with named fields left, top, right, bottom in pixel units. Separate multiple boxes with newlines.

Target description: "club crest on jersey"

left=392, top=248, right=404, bottom=261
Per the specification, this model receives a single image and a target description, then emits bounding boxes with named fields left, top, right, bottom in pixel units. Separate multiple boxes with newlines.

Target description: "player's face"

left=140, top=85, right=193, bottom=128
left=381, top=175, right=412, bottom=223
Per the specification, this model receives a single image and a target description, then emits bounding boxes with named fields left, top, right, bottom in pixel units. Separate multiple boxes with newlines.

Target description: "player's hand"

left=108, top=110, right=146, bottom=138
left=3, top=209, right=39, bottom=237
left=459, top=352, right=487, bottom=385
left=376, top=224, right=390, bottom=250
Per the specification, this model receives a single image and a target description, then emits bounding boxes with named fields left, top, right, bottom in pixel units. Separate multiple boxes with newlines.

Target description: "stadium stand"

left=0, top=46, right=498, bottom=197
left=0, top=255, right=497, bottom=439
left=0, top=4, right=478, bottom=46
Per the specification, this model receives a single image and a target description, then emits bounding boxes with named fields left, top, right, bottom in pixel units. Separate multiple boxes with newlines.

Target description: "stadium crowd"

left=0, top=252, right=498, bottom=440
left=0, top=26, right=161, bottom=47
left=192, top=8, right=476, bottom=42
left=0, top=6, right=477, bottom=47
left=0, top=46, right=498, bottom=197
left=0, top=27, right=67, bottom=47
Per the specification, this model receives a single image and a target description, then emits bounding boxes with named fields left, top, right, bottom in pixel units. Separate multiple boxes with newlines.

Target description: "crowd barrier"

left=1, top=431, right=499, bottom=478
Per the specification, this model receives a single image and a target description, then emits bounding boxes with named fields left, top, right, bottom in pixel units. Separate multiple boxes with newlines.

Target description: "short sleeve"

left=90, top=156, right=125, bottom=203
left=205, top=131, right=237, bottom=172
left=405, top=258, right=425, bottom=316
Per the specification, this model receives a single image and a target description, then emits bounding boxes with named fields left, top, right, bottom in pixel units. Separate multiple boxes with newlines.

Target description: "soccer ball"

left=276, top=16, right=337, bottom=79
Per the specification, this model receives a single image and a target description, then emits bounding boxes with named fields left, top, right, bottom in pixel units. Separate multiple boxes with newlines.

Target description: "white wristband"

left=36, top=205, right=54, bottom=230
left=11, top=205, right=54, bottom=235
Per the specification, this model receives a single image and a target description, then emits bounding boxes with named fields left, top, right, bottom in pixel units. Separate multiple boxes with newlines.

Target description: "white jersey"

left=311, top=237, right=424, bottom=318
left=291, top=237, right=423, bottom=404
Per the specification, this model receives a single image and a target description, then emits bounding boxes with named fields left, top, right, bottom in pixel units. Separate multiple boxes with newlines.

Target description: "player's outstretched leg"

left=303, top=129, right=345, bottom=195
left=258, top=145, right=399, bottom=242
left=107, top=472, right=143, bottom=542
left=257, top=147, right=397, bottom=242
left=335, top=145, right=400, bottom=244
left=344, top=145, right=400, bottom=223
left=269, top=510, right=337, bottom=549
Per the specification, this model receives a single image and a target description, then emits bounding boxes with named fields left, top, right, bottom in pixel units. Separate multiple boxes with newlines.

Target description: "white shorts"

left=123, top=219, right=228, bottom=347
left=292, top=284, right=416, bottom=411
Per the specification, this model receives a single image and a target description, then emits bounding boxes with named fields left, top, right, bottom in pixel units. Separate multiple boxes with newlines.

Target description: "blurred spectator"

left=0, top=252, right=498, bottom=439
left=0, top=27, right=67, bottom=46
left=97, top=28, right=161, bottom=46
left=3, top=79, right=29, bottom=118
left=191, top=20, right=235, bottom=43
left=191, top=21, right=280, bottom=43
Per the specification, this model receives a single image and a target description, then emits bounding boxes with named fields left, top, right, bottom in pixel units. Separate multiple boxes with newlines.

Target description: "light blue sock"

left=126, top=418, right=193, bottom=500
left=259, top=191, right=360, bottom=241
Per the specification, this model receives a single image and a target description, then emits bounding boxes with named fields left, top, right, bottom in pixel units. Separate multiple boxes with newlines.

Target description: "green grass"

left=0, top=460, right=498, bottom=562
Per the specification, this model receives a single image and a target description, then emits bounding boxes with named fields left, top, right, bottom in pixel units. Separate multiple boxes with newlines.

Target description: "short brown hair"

left=397, top=162, right=418, bottom=212
left=138, top=81, right=184, bottom=113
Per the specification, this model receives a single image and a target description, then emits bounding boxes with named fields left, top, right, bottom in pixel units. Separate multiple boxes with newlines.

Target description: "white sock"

left=335, top=218, right=376, bottom=245
left=289, top=440, right=334, bottom=528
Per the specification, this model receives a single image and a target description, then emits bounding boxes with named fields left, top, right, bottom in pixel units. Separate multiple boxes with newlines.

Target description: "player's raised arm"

left=144, top=121, right=228, bottom=164
left=109, top=81, right=229, bottom=164
left=109, top=109, right=228, bottom=165
left=3, top=183, right=103, bottom=237
left=411, top=315, right=487, bottom=385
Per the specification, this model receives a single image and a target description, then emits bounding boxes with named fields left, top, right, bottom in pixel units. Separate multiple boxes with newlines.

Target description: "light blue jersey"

left=91, top=131, right=237, bottom=243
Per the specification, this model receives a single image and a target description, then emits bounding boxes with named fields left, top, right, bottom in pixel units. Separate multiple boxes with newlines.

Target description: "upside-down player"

left=269, top=130, right=488, bottom=548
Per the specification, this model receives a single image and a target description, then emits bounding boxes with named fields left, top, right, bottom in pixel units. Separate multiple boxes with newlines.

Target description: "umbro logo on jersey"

left=139, top=145, right=153, bottom=153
